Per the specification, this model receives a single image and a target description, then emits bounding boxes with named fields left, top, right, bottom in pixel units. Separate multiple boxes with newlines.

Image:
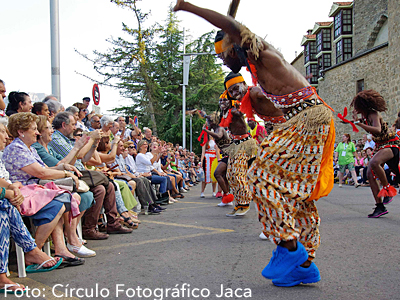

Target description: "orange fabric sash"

left=308, top=118, right=335, bottom=202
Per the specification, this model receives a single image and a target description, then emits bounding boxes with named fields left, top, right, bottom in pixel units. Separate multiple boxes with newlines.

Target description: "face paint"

left=228, top=82, right=247, bottom=101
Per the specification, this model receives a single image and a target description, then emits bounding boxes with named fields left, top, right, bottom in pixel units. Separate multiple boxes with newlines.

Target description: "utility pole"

left=182, top=28, right=187, bottom=148
left=180, top=28, right=213, bottom=150
left=50, top=0, right=61, bottom=101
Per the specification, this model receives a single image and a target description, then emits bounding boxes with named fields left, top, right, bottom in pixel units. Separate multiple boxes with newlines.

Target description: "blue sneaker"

left=272, top=262, right=321, bottom=287
left=261, top=241, right=308, bottom=280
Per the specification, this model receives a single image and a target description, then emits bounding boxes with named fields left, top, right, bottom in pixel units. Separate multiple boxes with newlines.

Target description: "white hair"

left=0, top=117, right=8, bottom=127
left=100, top=115, right=114, bottom=127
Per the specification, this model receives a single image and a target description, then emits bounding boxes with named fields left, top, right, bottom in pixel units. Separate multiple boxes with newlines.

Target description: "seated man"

left=48, top=112, right=132, bottom=239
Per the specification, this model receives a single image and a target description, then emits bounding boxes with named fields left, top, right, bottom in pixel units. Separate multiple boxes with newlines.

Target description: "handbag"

left=77, top=180, right=90, bottom=193
left=115, top=175, right=133, bottom=182
left=38, top=177, right=75, bottom=192
left=80, top=170, right=109, bottom=188
left=196, top=168, right=205, bottom=182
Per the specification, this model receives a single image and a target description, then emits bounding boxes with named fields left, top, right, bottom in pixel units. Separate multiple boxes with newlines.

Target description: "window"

left=343, top=38, right=352, bottom=60
left=336, top=38, right=352, bottom=64
left=306, top=64, right=318, bottom=84
left=323, top=29, right=331, bottom=50
left=304, top=44, right=309, bottom=64
left=304, top=41, right=317, bottom=64
left=323, top=53, right=332, bottom=68
left=334, top=12, right=342, bottom=39
left=316, top=29, right=331, bottom=53
left=342, top=10, right=352, bottom=34
left=317, top=32, right=322, bottom=53
left=334, top=9, right=353, bottom=39
left=317, top=54, right=331, bottom=77
left=357, top=79, right=364, bottom=93
left=336, top=40, right=343, bottom=64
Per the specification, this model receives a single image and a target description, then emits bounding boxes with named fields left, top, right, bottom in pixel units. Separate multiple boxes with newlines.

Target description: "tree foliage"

left=77, top=0, right=224, bottom=154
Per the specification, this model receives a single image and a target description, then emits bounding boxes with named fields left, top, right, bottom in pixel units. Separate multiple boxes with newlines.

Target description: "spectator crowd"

left=0, top=79, right=204, bottom=294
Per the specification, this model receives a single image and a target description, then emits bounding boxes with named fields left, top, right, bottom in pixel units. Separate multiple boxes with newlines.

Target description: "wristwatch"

left=64, top=170, right=68, bottom=178
left=354, top=121, right=360, bottom=124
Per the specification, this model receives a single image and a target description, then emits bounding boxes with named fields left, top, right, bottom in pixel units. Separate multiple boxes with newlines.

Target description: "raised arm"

left=352, top=111, right=382, bottom=136
left=202, top=125, right=224, bottom=140
left=174, top=0, right=242, bottom=45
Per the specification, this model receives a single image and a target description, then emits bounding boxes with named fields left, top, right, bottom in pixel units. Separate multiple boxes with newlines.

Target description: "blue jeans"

left=150, top=175, right=168, bottom=194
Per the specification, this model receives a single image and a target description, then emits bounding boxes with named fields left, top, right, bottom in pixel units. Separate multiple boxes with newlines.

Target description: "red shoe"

left=215, top=192, right=223, bottom=198
left=221, top=193, right=234, bottom=204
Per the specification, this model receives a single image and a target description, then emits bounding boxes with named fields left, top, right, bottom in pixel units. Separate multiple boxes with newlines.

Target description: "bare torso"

left=247, top=41, right=310, bottom=97
left=228, top=108, right=248, bottom=136
left=249, top=86, right=284, bottom=117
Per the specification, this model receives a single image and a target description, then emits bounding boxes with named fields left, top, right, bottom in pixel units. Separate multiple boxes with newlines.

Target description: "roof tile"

left=334, top=2, right=353, bottom=6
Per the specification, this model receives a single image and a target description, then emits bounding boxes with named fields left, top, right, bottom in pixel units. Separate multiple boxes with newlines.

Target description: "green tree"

left=77, top=1, right=225, bottom=154
left=77, top=0, right=162, bottom=135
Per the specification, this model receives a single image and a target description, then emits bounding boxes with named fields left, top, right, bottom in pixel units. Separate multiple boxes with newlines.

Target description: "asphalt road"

left=6, top=183, right=400, bottom=300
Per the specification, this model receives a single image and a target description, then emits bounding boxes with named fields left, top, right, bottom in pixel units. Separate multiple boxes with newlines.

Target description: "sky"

left=1, top=0, right=336, bottom=117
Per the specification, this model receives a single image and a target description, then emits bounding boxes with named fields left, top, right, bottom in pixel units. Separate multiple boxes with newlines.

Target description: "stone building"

left=291, top=0, right=400, bottom=139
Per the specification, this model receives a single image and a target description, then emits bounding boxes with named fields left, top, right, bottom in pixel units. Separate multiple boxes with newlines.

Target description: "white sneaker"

left=180, top=188, right=188, bottom=193
left=212, top=192, right=216, bottom=197
left=67, top=243, right=96, bottom=257
left=339, top=184, right=343, bottom=188
left=217, top=201, right=233, bottom=207
left=259, top=232, right=268, bottom=240
left=200, top=192, right=205, bottom=198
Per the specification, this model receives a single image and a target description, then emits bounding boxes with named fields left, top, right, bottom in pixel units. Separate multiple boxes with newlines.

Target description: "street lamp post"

left=50, top=0, right=61, bottom=101
left=189, top=113, right=193, bottom=152
left=180, top=51, right=213, bottom=150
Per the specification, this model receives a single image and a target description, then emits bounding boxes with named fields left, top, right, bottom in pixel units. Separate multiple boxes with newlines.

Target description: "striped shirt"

left=48, top=130, right=85, bottom=171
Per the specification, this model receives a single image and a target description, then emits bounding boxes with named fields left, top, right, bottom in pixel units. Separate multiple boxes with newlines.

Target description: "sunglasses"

left=128, top=146, right=135, bottom=149
left=74, top=133, right=83, bottom=137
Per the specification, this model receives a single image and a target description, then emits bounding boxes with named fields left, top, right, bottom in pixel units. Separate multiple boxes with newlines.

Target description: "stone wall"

left=353, top=0, right=388, bottom=54
left=387, top=0, right=400, bottom=118
left=318, top=46, right=390, bottom=140
left=290, top=52, right=305, bottom=78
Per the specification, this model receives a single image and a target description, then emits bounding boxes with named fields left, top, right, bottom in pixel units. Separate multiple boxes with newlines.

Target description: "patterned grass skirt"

left=248, top=107, right=335, bottom=259
left=226, top=138, right=257, bottom=206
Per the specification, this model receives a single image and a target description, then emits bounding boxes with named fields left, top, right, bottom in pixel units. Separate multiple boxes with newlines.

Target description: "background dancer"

left=174, top=0, right=335, bottom=287
left=247, top=118, right=267, bottom=144
left=351, top=90, right=400, bottom=218
left=201, top=111, right=233, bottom=206
left=199, top=137, right=217, bottom=198
left=218, top=83, right=257, bottom=217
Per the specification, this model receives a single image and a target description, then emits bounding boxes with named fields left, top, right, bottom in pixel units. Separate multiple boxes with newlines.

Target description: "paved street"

left=7, top=183, right=400, bottom=300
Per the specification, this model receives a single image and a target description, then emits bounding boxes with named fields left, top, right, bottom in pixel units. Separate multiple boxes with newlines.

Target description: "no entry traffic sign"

left=92, top=84, right=100, bottom=106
